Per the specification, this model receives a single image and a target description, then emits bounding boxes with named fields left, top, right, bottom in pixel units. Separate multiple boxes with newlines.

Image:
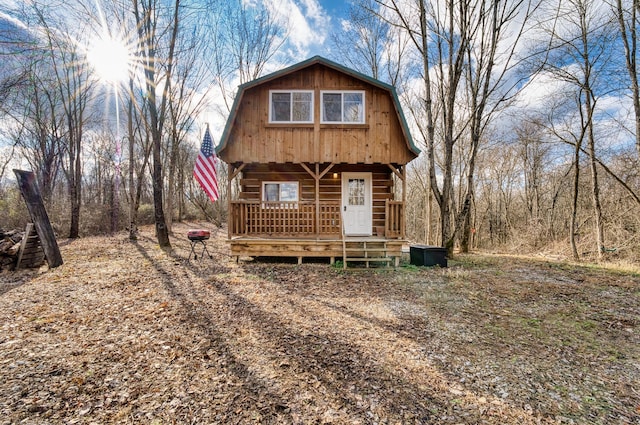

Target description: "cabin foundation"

left=230, top=236, right=405, bottom=268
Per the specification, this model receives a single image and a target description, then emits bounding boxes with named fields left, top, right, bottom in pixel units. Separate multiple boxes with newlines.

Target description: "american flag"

left=194, top=126, right=219, bottom=203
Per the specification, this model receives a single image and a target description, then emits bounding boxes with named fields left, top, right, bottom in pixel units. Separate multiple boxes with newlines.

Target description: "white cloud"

left=263, top=0, right=331, bottom=58
left=514, top=70, right=574, bottom=112
left=0, top=10, right=27, bottom=31
left=340, top=18, right=352, bottom=32
left=593, top=95, right=635, bottom=152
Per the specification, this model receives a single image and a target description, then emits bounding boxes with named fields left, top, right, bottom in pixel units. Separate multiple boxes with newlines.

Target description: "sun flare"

left=87, top=35, right=131, bottom=83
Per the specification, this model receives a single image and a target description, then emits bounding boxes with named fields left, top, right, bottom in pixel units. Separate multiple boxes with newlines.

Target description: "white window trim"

left=320, top=90, right=366, bottom=124
left=262, top=181, right=299, bottom=203
left=268, top=90, right=314, bottom=124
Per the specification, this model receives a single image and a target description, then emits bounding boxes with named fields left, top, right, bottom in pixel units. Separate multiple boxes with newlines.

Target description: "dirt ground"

left=1, top=222, right=638, bottom=424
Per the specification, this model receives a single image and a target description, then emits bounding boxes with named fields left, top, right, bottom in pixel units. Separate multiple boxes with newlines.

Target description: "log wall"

left=239, top=163, right=393, bottom=232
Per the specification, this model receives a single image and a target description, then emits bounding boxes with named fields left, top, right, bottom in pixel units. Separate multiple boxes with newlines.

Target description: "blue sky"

left=0, top=0, right=353, bottom=132
left=0, top=0, right=350, bottom=61
left=272, top=0, right=350, bottom=59
left=320, top=0, right=349, bottom=19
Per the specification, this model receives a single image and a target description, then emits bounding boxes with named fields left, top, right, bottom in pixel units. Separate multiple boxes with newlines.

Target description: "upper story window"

left=269, top=90, right=313, bottom=123
left=321, top=91, right=365, bottom=124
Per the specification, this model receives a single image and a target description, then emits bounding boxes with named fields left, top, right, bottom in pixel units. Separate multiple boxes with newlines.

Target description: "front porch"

left=225, top=162, right=408, bottom=267
left=228, top=200, right=406, bottom=267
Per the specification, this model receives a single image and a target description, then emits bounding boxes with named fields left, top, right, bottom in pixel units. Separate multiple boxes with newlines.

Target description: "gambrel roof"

left=216, top=56, right=420, bottom=163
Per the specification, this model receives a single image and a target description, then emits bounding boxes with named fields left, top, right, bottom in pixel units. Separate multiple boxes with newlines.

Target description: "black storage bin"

left=410, top=245, right=448, bottom=267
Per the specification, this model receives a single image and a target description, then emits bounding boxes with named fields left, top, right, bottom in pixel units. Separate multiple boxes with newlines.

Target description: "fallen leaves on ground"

left=0, top=223, right=638, bottom=424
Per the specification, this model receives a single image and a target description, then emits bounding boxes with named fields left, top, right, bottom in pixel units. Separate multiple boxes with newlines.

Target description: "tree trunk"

left=68, top=132, right=81, bottom=239
left=152, top=140, right=170, bottom=248
left=459, top=204, right=472, bottom=253
left=424, top=183, right=431, bottom=244
left=165, top=125, right=179, bottom=232
left=133, top=0, right=181, bottom=250
left=615, top=0, right=640, bottom=158
left=457, top=128, right=480, bottom=253
left=570, top=140, right=581, bottom=260
left=580, top=3, right=605, bottom=258
left=177, top=153, right=185, bottom=223
left=165, top=156, right=175, bottom=233
left=128, top=77, right=137, bottom=241
left=441, top=136, right=454, bottom=253
left=585, top=92, right=605, bottom=258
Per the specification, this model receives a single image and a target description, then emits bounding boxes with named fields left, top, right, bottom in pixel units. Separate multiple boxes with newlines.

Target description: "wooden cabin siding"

left=222, top=57, right=415, bottom=259
left=220, top=64, right=414, bottom=165
left=238, top=163, right=393, bottom=235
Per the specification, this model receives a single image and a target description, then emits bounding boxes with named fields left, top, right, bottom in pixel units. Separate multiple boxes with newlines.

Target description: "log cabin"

left=216, top=56, right=420, bottom=267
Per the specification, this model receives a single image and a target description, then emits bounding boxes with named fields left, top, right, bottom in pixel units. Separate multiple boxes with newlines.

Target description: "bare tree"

left=331, top=0, right=410, bottom=85
left=534, top=0, right=617, bottom=258
left=374, top=0, right=466, bottom=253
left=611, top=0, right=640, bottom=157
left=375, top=0, right=538, bottom=253
left=126, top=76, right=153, bottom=240
left=9, top=69, right=65, bottom=204
left=1, top=5, right=64, bottom=204
left=516, top=119, right=552, bottom=228
left=206, top=0, right=288, bottom=117
left=0, top=8, right=32, bottom=108
left=455, top=0, right=541, bottom=253
left=132, top=0, right=183, bottom=250
left=32, top=2, right=95, bottom=238
left=223, top=0, right=287, bottom=84
left=165, top=18, right=211, bottom=232
left=0, top=140, right=16, bottom=186
left=543, top=94, right=588, bottom=259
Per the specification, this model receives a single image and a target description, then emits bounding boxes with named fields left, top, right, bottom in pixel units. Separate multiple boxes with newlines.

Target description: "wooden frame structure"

left=216, top=56, right=419, bottom=266
left=14, top=169, right=63, bottom=268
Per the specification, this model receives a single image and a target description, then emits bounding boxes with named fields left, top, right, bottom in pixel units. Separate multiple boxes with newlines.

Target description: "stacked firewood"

left=0, top=229, right=23, bottom=270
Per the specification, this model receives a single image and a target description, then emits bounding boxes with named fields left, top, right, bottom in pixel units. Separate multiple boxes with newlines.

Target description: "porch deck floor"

left=229, top=235, right=394, bottom=242
left=228, top=235, right=406, bottom=263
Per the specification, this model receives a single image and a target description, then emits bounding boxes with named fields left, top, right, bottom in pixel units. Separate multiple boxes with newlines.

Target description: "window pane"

left=293, top=92, right=311, bottom=102
left=344, top=93, right=362, bottom=103
left=264, top=183, right=280, bottom=201
left=292, top=92, right=311, bottom=122
left=279, top=182, right=298, bottom=201
left=271, top=93, right=291, bottom=121
left=348, top=178, right=365, bottom=205
left=323, top=93, right=342, bottom=122
left=343, top=93, right=363, bottom=122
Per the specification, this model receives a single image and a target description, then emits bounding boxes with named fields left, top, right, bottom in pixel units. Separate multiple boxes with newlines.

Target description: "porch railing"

left=230, top=201, right=341, bottom=236
left=229, top=200, right=404, bottom=238
left=386, top=200, right=403, bottom=238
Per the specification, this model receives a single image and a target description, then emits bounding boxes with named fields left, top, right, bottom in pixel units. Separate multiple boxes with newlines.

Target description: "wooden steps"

left=342, top=238, right=393, bottom=269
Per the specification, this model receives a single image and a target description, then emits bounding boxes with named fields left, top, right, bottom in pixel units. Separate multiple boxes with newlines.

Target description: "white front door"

left=342, top=172, right=372, bottom=236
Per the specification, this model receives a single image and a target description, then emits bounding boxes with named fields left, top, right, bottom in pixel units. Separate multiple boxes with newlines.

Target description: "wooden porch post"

left=315, top=163, right=320, bottom=235
left=300, top=162, right=335, bottom=237
left=227, top=163, right=246, bottom=240
left=387, top=163, right=406, bottom=238
left=402, top=165, right=407, bottom=238
left=227, top=163, right=232, bottom=240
